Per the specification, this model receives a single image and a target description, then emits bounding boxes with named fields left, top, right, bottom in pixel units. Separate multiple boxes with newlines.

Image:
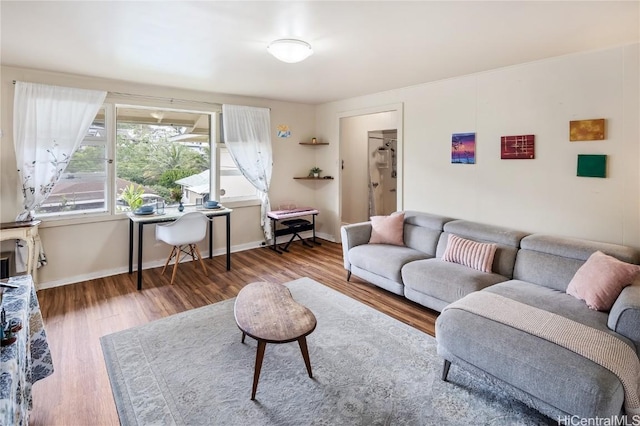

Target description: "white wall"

left=317, top=44, right=640, bottom=248
left=0, top=66, right=318, bottom=287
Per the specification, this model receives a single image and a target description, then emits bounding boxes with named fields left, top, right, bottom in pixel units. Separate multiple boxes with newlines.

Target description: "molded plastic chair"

left=155, top=212, right=209, bottom=284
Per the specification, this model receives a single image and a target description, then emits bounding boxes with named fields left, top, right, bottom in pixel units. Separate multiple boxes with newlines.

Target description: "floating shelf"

left=293, top=177, right=334, bottom=180
left=299, top=142, right=329, bottom=145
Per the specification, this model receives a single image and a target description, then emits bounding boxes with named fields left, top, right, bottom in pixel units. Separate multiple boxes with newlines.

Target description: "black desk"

left=128, top=207, right=232, bottom=290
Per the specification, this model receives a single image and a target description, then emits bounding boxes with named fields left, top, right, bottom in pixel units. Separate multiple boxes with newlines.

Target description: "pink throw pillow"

left=369, top=212, right=405, bottom=246
left=566, top=251, right=640, bottom=311
left=442, top=234, right=497, bottom=273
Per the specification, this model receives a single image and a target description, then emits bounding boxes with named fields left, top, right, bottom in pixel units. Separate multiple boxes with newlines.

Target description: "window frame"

left=35, top=106, right=113, bottom=220
left=35, top=103, right=260, bottom=225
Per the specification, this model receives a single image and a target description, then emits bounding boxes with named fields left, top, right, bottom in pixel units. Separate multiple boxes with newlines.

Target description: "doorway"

left=368, top=130, right=397, bottom=217
left=339, top=107, right=401, bottom=226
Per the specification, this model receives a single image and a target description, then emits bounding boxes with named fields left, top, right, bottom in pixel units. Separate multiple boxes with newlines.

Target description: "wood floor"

left=30, top=240, right=439, bottom=425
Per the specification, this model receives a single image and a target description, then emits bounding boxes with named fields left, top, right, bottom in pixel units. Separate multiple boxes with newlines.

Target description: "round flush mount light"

left=267, top=38, right=313, bottom=63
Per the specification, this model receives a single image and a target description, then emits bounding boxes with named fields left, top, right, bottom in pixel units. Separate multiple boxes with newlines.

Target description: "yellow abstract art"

left=569, top=119, right=606, bottom=141
left=277, top=124, right=291, bottom=138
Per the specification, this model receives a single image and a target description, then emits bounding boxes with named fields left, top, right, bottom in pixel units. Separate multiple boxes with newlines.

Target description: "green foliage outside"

left=114, top=123, right=210, bottom=200
left=158, top=169, right=198, bottom=189
left=37, top=117, right=211, bottom=215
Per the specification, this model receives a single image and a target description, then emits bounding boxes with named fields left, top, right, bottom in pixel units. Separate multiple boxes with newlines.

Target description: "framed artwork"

left=577, top=154, right=606, bottom=178
left=501, top=134, right=535, bottom=159
left=570, top=119, right=605, bottom=141
left=451, top=132, right=475, bottom=164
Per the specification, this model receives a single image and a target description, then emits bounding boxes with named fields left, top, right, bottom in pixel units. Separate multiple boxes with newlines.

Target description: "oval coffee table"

left=234, top=281, right=317, bottom=400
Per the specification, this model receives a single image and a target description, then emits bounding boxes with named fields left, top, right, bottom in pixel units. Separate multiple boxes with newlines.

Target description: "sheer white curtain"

left=222, top=104, right=273, bottom=240
left=13, top=81, right=106, bottom=271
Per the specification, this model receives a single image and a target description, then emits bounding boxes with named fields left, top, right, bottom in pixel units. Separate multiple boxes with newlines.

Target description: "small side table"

left=0, top=221, right=41, bottom=285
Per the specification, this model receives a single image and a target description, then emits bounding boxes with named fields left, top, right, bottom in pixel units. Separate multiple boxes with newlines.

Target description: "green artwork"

left=577, top=154, right=606, bottom=178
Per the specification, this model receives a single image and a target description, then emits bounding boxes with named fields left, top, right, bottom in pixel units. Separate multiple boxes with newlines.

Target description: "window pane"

left=219, top=147, right=258, bottom=199
left=36, top=111, right=107, bottom=216
left=116, top=108, right=210, bottom=210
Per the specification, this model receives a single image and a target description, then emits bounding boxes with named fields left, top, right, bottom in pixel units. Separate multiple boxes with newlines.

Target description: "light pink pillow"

left=566, top=251, right=640, bottom=311
left=369, top=212, right=405, bottom=246
left=442, top=234, right=497, bottom=273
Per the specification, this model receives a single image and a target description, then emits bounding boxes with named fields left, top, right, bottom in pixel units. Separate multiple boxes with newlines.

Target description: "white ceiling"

left=1, top=1, right=638, bottom=105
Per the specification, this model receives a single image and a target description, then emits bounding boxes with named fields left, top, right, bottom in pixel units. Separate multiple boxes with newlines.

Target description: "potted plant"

left=309, top=167, right=322, bottom=178
left=170, top=187, right=184, bottom=211
left=119, top=183, right=145, bottom=211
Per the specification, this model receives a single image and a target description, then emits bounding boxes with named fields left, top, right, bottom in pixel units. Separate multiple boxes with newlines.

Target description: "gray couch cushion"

left=443, top=220, right=529, bottom=247
left=349, top=244, right=430, bottom=283
left=512, top=249, right=583, bottom=292
left=350, top=265, right=405, bottom=296
left=404, top=224, right=442, bottom=256
left=404, top=210, right=454, bottom=229
left=609, top=285, right=640, bottom=353
left=521, top=234, right=640, bottom=264
left=485, top=280, right=634, bottom=348
left=403, top=211, right=454, bottom=255
left=402, top=258, right=508, bottom=305
left=514, top=234, right=640, bottom=292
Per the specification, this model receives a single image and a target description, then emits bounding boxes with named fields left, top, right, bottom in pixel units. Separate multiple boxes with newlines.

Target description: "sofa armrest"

left=608, top=285, right=640, bottom=352
left=340, top=222, right=372, bottom=270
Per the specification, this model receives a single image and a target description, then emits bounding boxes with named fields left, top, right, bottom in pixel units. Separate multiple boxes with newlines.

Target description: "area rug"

left=101, top=278, right=554, bottom=425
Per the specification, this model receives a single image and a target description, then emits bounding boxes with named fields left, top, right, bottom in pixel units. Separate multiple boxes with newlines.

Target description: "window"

left=34, top=105, right=258, bottom=220
left=36, top=108, right=109, bottom=216
left=219, top=145, right=260, bottom=201
left=115, top=107, right=212, bottom=210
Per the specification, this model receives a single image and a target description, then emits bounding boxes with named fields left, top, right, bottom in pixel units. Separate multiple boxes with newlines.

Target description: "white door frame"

left=337, top=103, right=404, bottom=239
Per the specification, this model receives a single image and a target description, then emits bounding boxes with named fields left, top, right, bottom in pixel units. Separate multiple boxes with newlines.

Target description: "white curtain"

left=13, top=81, right=107, bottom=271
left=222, top=104, right=273, bottom=241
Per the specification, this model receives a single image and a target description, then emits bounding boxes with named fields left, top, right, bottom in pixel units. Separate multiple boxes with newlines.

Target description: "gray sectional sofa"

left=340, top=211, right=640, bottom=420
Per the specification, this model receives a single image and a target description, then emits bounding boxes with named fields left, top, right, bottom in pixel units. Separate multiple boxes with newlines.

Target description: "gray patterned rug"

left=101, top=278, right=554, bottom=425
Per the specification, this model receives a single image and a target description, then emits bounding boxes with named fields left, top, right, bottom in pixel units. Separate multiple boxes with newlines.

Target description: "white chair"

left=155, top=212, right=209, bottom=284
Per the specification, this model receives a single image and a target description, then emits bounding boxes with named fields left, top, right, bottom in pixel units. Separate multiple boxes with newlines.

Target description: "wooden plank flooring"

left=30, top=241, right=439, bottom=425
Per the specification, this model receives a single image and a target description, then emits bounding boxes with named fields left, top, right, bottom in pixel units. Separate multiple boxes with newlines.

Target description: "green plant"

left=169, top=187, right=183, bottom=203
left=119, top=183, right=145, bottom=211
left=309, top=167, right=322, bottom=176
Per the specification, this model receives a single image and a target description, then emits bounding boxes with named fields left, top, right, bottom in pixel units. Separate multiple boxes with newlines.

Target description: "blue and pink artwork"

left=451, top=132, right=476, bottom=164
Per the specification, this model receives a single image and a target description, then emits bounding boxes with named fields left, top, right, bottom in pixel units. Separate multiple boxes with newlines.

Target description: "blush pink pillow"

left=369, top=212, right=405, bottom=246
left=442, top=234, right=497, bottom=273
left=566, top=251, right=640, bottom=311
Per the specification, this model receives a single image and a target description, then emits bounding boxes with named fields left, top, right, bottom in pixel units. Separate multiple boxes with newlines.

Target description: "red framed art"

left=501, top=134, right=535, bottom=159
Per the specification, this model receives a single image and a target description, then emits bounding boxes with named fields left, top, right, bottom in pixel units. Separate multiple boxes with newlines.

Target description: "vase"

left=178, top=201, right=184, bottom=212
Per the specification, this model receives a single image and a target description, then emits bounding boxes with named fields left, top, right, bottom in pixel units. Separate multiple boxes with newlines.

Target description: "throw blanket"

left=443, top=292, right=640, bottom=416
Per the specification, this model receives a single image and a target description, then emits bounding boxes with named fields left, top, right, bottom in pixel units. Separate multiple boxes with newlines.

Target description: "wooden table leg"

left=251, top=341, right=267, bottom=400
left=298, top=337, right=313, bottom=378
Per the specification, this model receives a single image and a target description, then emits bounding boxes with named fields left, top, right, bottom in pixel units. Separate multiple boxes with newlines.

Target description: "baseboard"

left=37, top=235, right=337, bottom=290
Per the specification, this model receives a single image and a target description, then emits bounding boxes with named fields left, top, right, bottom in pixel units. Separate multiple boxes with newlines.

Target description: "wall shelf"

left=299, top=142, right=329, bottom=145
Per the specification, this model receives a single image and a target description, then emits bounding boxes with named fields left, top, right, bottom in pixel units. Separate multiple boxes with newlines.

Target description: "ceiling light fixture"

left=267, top=38, right=313, bottom=63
